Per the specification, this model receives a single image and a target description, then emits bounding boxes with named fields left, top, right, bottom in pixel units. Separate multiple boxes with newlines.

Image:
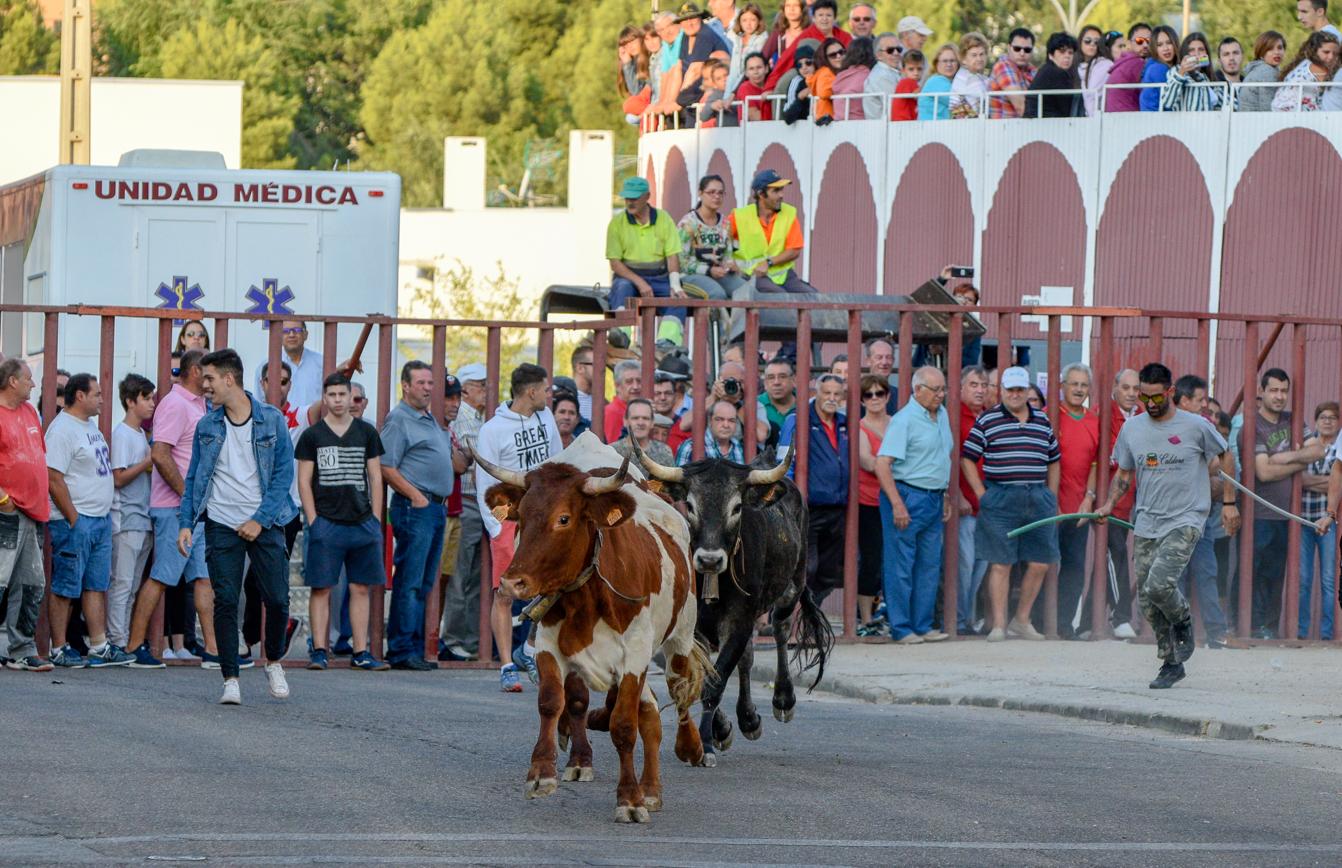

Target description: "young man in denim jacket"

left=179, top=349, right=298, bottom=706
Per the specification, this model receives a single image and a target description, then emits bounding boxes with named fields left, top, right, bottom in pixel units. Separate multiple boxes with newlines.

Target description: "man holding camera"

left=676, top=360, right=770, bottom=450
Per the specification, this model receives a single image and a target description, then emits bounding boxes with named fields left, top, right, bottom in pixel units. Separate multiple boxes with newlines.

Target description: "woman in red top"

left=856, top=374, right=892, bottom=634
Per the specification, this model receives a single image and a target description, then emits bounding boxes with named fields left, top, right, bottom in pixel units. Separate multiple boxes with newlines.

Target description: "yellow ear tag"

left=646, top=480, right=664, bottom=494
left=492, top=505, right=511, bottom=523
left=606, top=507, right=624, bottom=525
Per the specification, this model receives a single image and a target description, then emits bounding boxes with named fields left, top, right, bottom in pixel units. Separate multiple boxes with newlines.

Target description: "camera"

left=722, top=377, right=742, bottom=397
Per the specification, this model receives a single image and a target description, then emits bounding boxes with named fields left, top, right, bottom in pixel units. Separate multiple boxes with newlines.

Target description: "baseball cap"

left=656, top=353, right=691, bottom=382
left=618, top=176, right=651, bottom=199
left=1001, top=367, right=1030, bottom=391
left=653, top=414, right=674, bottom=428
left=443, top=374, right=461, bottom=397
left=456, top=363, right=487, bottom=383
left=552, top=375, right=579, bottom=398
left=897, top=15, right=933, bottom=35
left=750, top=169, right=790, bottom=193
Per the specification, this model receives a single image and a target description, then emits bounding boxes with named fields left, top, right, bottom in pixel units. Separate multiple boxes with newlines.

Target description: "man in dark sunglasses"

left=254, top=320, right=324, bottom=409
left=1095, top=363, right=1233, bottom=690
left=848, top=3, right=877, bottom=38
left=988, top=26, right=1036, bottom=118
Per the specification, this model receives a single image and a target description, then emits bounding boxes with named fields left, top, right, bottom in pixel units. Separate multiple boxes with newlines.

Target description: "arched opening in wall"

left=1217, top=128, right=1342, bottom=409
left=981, top=142, right=1087, bottom=347
left=884, top=143, right=973, bottom=296
left=645, top=155, right=657, bottom=206
left=705, top=149, right=737, bottom=209
left=810, top=143, right=877, bottom=295
left=661, top=147, right=692, bottom=218
left=753, top=143, right=806, bottom=276
left=1092, top=136, right=1212, bottom=378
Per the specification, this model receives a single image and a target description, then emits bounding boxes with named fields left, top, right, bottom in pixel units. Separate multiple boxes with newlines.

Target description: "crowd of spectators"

left=619, top=1, right=1342, bottom=126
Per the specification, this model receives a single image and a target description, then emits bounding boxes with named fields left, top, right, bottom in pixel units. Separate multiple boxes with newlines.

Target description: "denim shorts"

left=305, top=515, right=385, bottom=588
left=49, top=514, right=113, bottom=599
left=149, top=507, right=208, bottom=586
left=974, top=482, right=1060, bottom=566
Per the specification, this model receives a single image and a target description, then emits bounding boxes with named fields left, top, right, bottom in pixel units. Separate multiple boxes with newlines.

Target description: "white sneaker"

left=265, top=663, right=290, bottom=700
left=161, top=648, right=179, bottom=661
left=986, top=627, right=1007, bottom=642
left=1112, top=622, right=1137, bottom=639
left=219, top=678, right=241, bottom=705
left=1007, top=618, right=1045, bottom=641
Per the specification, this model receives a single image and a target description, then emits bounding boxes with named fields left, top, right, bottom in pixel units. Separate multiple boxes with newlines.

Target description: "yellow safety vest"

left=733, top=203, right=797, bottom=285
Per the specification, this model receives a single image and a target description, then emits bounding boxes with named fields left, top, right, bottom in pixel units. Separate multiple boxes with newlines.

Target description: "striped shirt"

left=961, top=403, right=1060, bottom=485
left=676, top=436, right=745, bottom=467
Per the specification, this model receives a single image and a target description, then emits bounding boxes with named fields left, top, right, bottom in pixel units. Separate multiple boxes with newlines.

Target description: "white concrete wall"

left=0, top=77, right=243, bottom=184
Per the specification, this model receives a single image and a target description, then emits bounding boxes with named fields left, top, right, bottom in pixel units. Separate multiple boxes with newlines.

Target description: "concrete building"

left=397, top=130, right=614, bottom=319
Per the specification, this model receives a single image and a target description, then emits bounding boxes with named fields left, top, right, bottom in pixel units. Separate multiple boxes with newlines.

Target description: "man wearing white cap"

left=897, top=15, right=932, bottom=53
left=960, top=366, right=1061, bottom=643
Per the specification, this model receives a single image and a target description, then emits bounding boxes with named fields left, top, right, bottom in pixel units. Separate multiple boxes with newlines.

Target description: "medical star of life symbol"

left=154, top=276, right=205, bottom=325
left=244, top=278, right=296, bottom=329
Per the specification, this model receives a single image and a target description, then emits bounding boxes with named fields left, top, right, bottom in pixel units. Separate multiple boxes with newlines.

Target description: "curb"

left=752, top=662, right=1260, bottom=742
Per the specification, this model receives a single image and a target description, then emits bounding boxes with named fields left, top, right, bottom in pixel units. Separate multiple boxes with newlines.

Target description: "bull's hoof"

left=644, top=795, right=663, bottom=812
left=698, top=752, right=717, bottom=768
left=713, top=721, right=735, bottom=751
left=741, top=720, right=763, bottom=740
left=615, top=804, right=651, bottom=823
left=773, top=705, right=795, bottom=723
left=563, top=765, right=595, bottom=782
left=524, top=777, right=558, bottom=799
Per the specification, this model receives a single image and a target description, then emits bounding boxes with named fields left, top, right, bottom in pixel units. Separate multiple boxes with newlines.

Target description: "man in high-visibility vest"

left=728, top=169, right=817, bottom=295
left=606, top=176, right=690, bottom=346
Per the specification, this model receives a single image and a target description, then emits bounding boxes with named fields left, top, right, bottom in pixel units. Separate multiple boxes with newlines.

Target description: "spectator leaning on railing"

left=1025, top=32, right=1084, bottom=117
left=920, top=43, right=960, bottom=120
left=989, top=27, right=1037, bottom=118
left=833, top=36, right=875, bottom=119
left=950, top=32, right=991, bottom=118
left=735, top=51, right=774, bottom=120
left=1272, top=30, right=1340, bottom=111
left=1105, top=22, right=1151, bottom=112
left=864, top=32, right=902, bottom=118
left=1159, top=32, right=1221, bottom=111
left=780, top=374, right=850, bottom=605
left=891, top=49, right=924, bottom=121
left=1139, top=24, right=1180, bottom=111
left=1240, top=30, right=1286, bottom=112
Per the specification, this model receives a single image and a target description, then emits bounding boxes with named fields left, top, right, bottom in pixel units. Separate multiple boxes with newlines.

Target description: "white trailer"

left=0, top=150, right=401, bottom=407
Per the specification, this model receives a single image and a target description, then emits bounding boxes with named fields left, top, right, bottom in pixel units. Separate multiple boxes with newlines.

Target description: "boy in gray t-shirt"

left=1097, top=363, right=1232, bottom=690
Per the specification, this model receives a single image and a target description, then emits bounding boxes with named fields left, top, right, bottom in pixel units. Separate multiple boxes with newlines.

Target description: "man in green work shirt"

left=758, top=355, right=797, bottom=443
left=606, top=176, right=689, bottom=345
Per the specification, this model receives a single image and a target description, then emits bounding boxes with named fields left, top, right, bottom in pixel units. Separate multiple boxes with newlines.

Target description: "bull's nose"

left=694, top=550, right=728, bottom=573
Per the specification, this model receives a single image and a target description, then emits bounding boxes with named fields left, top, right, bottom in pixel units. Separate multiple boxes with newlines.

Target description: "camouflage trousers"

left=1133, top=526, right=1199, bottom=661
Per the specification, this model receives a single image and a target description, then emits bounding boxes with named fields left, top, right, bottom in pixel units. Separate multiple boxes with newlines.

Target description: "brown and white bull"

left=474, top=432, right=711, bottom=823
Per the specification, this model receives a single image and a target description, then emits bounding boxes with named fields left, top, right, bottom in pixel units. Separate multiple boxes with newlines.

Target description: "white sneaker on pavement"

left=986, top=627, right=1006, bottom=642
left=1112, top=622, right=1137, bottom=639
left=896, top=633, right=924, bottom=645
left=265, top=663, right=290, bottom=699
left=1007, top=618, right=1045, bottom=641
left=161, top=648, right=178, bottom=661
left=920, top=631, right=949, bottom=642
left=219, top=678, right=241, bottom=705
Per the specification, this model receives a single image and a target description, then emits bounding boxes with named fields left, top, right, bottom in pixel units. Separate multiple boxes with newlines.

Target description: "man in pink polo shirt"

left=122, top=350, right=220, bottom=669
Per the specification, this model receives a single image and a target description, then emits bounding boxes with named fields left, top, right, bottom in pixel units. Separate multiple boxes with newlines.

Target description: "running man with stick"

left=1094, top=363, right=1234, bottom=689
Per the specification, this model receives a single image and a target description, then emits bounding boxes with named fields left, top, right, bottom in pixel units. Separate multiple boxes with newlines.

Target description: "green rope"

left=1007, top=512, right=1135, bottom=538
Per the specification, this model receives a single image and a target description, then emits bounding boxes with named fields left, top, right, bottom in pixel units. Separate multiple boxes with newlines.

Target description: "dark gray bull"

left=636, top=444, right=832, bottom=765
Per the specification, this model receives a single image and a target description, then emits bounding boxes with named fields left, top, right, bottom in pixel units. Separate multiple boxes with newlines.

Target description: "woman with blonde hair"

left=919, top=43, right=960, bottom=120
left=950, top=32, right=990, bottom=117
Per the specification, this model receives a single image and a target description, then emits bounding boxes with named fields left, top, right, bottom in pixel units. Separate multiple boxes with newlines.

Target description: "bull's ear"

left=586, top=490, right=637, bottom=529
left=743, top=482, right=784, bottom=507
left=484, top=483, right=525, bottom=523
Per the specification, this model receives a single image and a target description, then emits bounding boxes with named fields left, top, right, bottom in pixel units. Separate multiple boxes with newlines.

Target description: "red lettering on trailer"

left=235, top=183, right=259, bottom=203
left=87, top=179, right=361, bottom=206
left=338, top=187, right=358, bottom=205
left=198, top=183, right=219, bottom=202
left=315, top=186, right=335, bottom=205
left=118, top=181, right=139, bottom=200
left=95, top=180, right=116, bottom=198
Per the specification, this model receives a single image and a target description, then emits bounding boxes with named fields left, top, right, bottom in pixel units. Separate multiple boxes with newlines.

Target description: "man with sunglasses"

left=1106, top=23, right=1152, bottom=112
left=988, top=27, right=1036, bottom=118
left=848, top=4, right=877, bottom=39
left=1095, top=363, right=1231, bottom=690
left=254, top=320, right=323, bottom=409
left=864, top=32, right=904, bottom=122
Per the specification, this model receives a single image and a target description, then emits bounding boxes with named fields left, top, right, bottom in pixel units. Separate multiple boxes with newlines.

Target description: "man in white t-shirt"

left=180, top=350, right=299, bottom=706
left=45, top=374, right=134, bottom=667
left=107, top=374, right=156, bottom=649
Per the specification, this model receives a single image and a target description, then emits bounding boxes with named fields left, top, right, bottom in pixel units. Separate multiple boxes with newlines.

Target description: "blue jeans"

left=387, top=495, right=446, bottom=663
left=49, top=515, right=113, bottom=599
left=1299, top=524, right=1336, bottom=640
left=608, top=275, right=686, bottom=322
left=956, top=514, right=987, bottom=631
left=880, top=484, right=945, bottom=640
left=1179, top=517, right=1227, bottom=640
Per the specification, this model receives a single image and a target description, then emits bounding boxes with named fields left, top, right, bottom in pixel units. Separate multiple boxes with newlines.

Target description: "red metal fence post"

left=485, top=327, right=501, bottom=418
left=322, top=319, right=338, bottom=378
left=98, top=315, right=114, bottom=443
left=944, top=311, right=963, bottom=637
left=794, top=311, right=811, bottom=499
left=1092, top=315, right=1114, bottom=639
left=842, top=309, right=861, bottom=640
left=640, top=305, right=657, bottom=402
left=214, top=316, right=229, bottom=351
left=1043, top=315, right=1061, bottom=639
left=372, top=320, right=394, bottom=660
left=743, top=309, right=760, bottom=463
left=1238, top=320, right=1258, bottom=639
left=690, top=311, right=708, bottom=460
left=1285, top=323, right=1306, bottom=639
left=591, top=330, right=608, bottom=442
left=537, top=326, right=554, bottom=374
left=897, top=310, right=913, bottom=402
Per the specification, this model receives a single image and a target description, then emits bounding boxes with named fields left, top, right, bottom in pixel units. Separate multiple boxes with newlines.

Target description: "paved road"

left=3, top=667, right=1341, bottom=866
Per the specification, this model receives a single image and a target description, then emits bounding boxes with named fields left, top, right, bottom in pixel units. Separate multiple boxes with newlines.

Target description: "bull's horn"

left=746, top=443, right=794, bottom=485
left=634, top=442, right=684, bottom=483
left=468, top=446, right=528, bottom=489
left=583, top=453, right=631, bottom=495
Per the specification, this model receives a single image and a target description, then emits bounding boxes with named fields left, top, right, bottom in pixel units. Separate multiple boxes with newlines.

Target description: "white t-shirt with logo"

left=206, top=414, right=263, bottom=530
left=45, top=412, right=114, bottom=518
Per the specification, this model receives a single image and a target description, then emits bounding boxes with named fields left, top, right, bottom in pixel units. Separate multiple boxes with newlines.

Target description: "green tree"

left=359, top=0, right=579, bottom=207
left=0, top=0, right=59, bottom=75
left=548, top=0, right=649, bottom=159
left=156, top=19, right=300, bottom=169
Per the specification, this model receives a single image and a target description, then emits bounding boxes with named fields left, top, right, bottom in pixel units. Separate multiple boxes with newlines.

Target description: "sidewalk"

left=759, top=639, right=1342, bottom=750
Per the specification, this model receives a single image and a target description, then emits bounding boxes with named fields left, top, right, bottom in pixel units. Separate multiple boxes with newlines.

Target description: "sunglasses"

left=1133, top=36, right=1150, bottom=45
left=878, top=46, right=900, bottom=54
left=916, top=385, right=948, bottom=395
left=281, top=326, right=304, bottom=335
left=863, top=390, right=889, bottom=399
left=850, top=15, right=873, bottom=22
left=1137, top=391, right=1168, bottom=406
left=827, top=50, right=845, bottom=58
left=352, top=396, right=367, bottom=403
left=1011, top=44, right=1033, bottom=53
left=1082, top=37, right=1099, bottom=45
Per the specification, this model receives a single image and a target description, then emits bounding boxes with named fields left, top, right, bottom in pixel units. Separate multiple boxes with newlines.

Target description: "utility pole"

left=58, top=0, right=92, bottom=165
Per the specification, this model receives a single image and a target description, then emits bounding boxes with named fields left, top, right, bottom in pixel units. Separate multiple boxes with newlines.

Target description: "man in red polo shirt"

left=954, top=365, right=990, bottom=634
left=1056, top=363, right=1100, bottom=639
left=1107, top=368, right=1141, bottom=638
left=0, top=359, right=53, bottom=671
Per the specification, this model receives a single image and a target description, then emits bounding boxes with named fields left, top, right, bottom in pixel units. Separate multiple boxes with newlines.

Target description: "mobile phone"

left=949, top=266, right=975, bottom=279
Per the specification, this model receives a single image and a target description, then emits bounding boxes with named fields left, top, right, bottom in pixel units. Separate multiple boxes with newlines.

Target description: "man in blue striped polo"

left=960, top=366, right=1061, bottom=642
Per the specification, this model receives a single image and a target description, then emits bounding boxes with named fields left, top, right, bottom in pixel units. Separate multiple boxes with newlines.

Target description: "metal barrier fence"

left=631, top=296, right=1342, bottom=646
left=0, top=303, right=633, bottom=665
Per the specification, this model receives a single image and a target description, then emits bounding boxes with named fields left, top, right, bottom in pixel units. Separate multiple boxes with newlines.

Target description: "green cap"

left=619, top=176, right=651, bottom=199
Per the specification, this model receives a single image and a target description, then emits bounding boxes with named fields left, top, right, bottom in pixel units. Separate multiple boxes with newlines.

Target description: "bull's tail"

left=791, top=587, right=834, bottom=691
left=667, top=636, right=717, bottom=712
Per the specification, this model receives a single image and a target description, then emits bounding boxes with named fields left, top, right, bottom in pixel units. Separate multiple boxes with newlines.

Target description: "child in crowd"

left=698, top=59, right=738, bottom=128
left=892, top=50, right=924, bottom=121
left=107, top=374, right=156, bottom=650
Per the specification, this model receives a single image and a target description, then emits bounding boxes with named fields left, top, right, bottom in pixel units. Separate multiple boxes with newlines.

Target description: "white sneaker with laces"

left=1112, top=622, right=1137, bottom=639
left=219, top=678, right=241, bottom=705
left=161, top=648, right=179, bottom=661
left=986, top=627, right=1006, bottom=642
left=265, top=663, right=290, bottom=699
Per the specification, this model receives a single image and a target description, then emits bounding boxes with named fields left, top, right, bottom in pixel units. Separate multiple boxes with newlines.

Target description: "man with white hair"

left=864, top=32, right=903, bottom=118
left=603, top=359, right=643, bottom=443
left=780, top=374, right=850, bottom=603
left=876, top=367, right=952, bottom=644
left=1055, top=362, right=1099, bottom=639
left=1106, top=368, right=1141, bottom=638
left=848, top=3, right=877, bottom=38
